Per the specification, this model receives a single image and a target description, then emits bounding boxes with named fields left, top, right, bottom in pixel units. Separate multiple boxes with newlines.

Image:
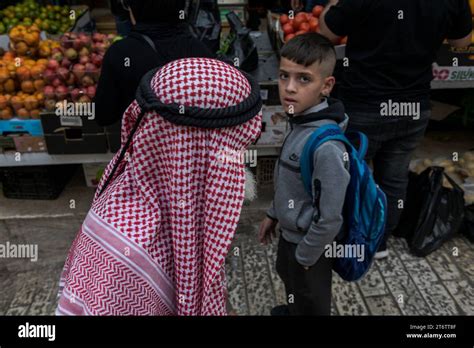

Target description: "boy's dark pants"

left=347, top=110, right=431, bottom=249
left=276, top=235, right=334, bottom=315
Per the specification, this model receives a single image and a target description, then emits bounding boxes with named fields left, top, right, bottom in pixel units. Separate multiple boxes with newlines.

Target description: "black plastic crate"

left=1, top=164, right=78, bottom=200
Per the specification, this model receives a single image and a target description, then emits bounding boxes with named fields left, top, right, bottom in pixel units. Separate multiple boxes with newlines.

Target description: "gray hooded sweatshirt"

left=267, top=98, right=350, bottom=267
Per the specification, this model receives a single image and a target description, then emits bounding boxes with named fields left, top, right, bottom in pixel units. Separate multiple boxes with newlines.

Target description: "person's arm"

left=319, top=0, right=343, bottom=43
left=446, top=0, right=472, bottom=48
left=295, top=142, right=350, bottom=267
left=93, top=47, right=123, bottom=127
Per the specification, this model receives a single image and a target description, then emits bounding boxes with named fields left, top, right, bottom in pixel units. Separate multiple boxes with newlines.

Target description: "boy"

left=258, top=33, right=350, bottom=316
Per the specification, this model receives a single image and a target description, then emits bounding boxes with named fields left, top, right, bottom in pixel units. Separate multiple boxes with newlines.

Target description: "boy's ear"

left=321, top=76, right=336, bottom=97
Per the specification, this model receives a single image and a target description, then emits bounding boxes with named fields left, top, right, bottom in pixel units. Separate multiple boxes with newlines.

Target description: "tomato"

left=285, top=33, right=296, bottom=42
left=280, top=14, right=289, bottom=25
left=299, top=22, right=310, bottom=32
left=293, top=15, right=306, bottom=30
left=295, top=30, right=307, bottom=36
left=312, top=5, right=324, bottom=18
left=283, top=23, right=294, bottom=35
left=309, top=17, right=319, bottom=32
left=295, top=12, right=308, bottom=22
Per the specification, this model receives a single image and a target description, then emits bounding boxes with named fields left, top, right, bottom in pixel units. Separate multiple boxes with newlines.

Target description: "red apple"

left=44, top=85, right=55, bottom=99
left=61, top=58, right=72, bottom=68
left=78, top=95, right=91, bottom=103
left=72, top=64, right=85, bottom=79
left=52, top=78, right=62, bottom=88
left=45, top=99, right=57, bottom=111
left=86, top=86, right=96, bottom=99
left=65, top=48, right=78, bottom=61
left=52, top=50, right=64, bottom=62
left=79, top=55, right=90, bottom=65
left=43, top=69, right=56, bottom=84
left=91, top=53, right=103, bottom=68
left=79, top=34, right=91, bottom=47
left=56, top=85, right=68, bottom=100
left=71, top=88, right=81, bottom=102
left=47, top=59, right=60, bottom=70
left=57, top=67, right=69, bottom=82
left=66, top=73, right=76, bottom=86
left=81, top=75, right=95, bottom=87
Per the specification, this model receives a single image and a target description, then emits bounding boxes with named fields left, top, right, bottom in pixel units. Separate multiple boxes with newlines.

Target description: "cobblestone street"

left=0, top=191, right=473, bottom=316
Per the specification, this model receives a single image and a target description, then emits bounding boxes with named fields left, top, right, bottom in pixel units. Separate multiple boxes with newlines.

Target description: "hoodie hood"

left=288, top=98, right=349, bottom=132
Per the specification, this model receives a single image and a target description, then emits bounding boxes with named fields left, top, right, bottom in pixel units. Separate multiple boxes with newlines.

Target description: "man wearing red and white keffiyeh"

left=56, top=58, right=263, bottom=316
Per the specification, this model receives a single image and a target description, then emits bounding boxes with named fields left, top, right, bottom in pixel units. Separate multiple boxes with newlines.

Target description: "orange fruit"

left=17, top=108, right=30, bottom=119
left=30, top=109, right=40, bottom=119
left=0, top=68, right=9, bottom=83
left=4, top=79, right=15, bottom=93
left=0, top=107, right=13, bottom=120
left=16, top=66, right=31, bottom=81
left=33, top=79, right=44, bottom=92
left=21, top=80, right=35, bottom=94
left=24, top=95, right=39, bottom=111
left=15, top=42, right=29, bottom=56
left=0, top=95, right=8, bottom=109
left=11, top=95, right=23, bottom=111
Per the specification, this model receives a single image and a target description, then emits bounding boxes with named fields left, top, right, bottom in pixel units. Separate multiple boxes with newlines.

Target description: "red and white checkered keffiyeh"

left=56, top=58, right=262, bottom=316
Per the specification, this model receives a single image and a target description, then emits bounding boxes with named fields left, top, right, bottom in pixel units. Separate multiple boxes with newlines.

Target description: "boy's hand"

left=258, top=217, right=278, bottom=245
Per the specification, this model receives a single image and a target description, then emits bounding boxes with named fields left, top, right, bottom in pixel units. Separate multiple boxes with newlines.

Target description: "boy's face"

left=279, top=57, right=335, bottom=115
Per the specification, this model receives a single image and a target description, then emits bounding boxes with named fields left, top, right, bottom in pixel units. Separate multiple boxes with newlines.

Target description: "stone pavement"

left=0, top=206, right=473, bottom=316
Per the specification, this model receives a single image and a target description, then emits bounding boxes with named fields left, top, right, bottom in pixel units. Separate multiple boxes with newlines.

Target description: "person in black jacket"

left=109, top=0, right=132, bottom=36
left=94, top=0, right=215, bottom=127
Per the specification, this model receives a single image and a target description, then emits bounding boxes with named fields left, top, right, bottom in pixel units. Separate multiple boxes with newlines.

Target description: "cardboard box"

left=40, top=112, right=103, bottom=134
left=82, top=162, right=108, bottom=188
left=40, top=112, right=107, bottom=154
left=12, top=135, right=47, bottom=153
left=44, top=133, right=108, bottom=154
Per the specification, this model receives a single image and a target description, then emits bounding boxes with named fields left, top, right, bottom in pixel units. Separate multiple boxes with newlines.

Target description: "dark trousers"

left=276, top=235, right=333, bottom=315
left=347, top=110, right=431, bottom=249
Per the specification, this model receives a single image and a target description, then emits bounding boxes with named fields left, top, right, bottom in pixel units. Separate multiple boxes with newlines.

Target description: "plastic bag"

left=394, top=166, right=465, bottom=256
left=219, top=12, right=258, bottom=72
left=187, top=0, right=221, bottom=53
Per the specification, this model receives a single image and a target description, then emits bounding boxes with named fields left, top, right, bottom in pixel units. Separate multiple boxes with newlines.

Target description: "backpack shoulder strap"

left=301, top=124, right=352, bottom=196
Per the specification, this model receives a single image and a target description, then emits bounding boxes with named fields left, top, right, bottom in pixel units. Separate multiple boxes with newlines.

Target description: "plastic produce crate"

left=257, top=157, right=277, bottom=186
left=1, top=164, right=78, bottom=200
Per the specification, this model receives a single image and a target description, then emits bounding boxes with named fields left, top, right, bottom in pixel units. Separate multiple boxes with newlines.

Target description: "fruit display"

left=0, top=53, right=47, bottom=119
left=8, top=24, right=41, bottom=57
left=0, top=24, right=121, bottom=120
left=41, top=32, right=115, bottom=110
left=0, top=0, right=76, bottom=35
left=279, top=5, right=347, bottom=44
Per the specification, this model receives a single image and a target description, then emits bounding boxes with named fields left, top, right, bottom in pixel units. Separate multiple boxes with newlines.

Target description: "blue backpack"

left=300, top=124, right=387, bottom=282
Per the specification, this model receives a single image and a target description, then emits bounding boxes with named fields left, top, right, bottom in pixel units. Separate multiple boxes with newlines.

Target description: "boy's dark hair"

left=280, top=33, right=336, bottom=77
left=128, top=0, right=186, bottom=23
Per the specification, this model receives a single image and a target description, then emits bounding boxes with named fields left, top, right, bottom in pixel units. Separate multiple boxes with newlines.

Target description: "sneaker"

left=270, top=305, right=289, bottom=316
left=374, top=249, right=389, bottom=259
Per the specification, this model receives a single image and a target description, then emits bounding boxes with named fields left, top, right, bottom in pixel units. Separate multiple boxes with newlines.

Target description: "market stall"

left=0, top=0, right=473, bottom=198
